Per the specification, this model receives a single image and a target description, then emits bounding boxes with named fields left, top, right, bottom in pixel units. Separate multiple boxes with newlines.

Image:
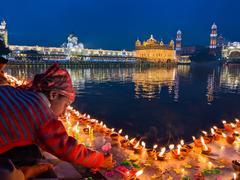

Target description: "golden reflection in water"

left=133, top=67, right=179, bottom=100
left=220, top=65, right=240, bottom=93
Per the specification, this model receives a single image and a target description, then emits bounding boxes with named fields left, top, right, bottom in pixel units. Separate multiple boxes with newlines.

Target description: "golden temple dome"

left=169, top=40, right=174, bottom=48
left=135, top=39, right=141, bottom=46
left=146, top=34, right=157, bottom=45
left=159, top=40, right=164, bottom=46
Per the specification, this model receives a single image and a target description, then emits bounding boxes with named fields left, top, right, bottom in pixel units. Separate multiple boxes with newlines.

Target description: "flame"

left=130, top=138, right=135, bottom=144
left=213, top=126, right=218, bottom=130
left=211, top=128, right=215, bottom=135
left=177, top=144, right=181, bottom=155
left=200, top=136, right=205, bottom=146
left=202, top=131, right=207, bottom=135
left=233, top=173, right=237, bottom=180
left=118, top=129, right=123, bottom=134
left=203, top=144, right=208, bottom=151
left=192, top=136, right=196, bottom=141
left=135, top=169, right=143, bottom=177
left=103, top=124, right=107, bottom=128
left=141, top=141, right=146, bottom=148
left=87, top=115, right=90, bottom=119
left=222, top=133, right=227, bottom=138
left=125, top=135, right=129, bottom=140
left=100, top=121, right=103, bottom=126
left=180, top=139, right=184, bottom=146
left=169, top=144, right=175, bottom=150
left=222, top=120, right=226, bottom=124
left=231, top=123, right=236, bottom=128
left=159, top=147, right=166, bottom=157
left=153, top=144, right=158, bottom=149
left=235, top=118, right=240, bottom=123
left=134, top=141, right=140, bottom=149
left=111, top=128, right=115, bottom=132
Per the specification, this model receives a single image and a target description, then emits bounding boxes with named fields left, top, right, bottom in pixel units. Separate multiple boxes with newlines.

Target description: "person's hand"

left=19, top=163, right=53, bottom=179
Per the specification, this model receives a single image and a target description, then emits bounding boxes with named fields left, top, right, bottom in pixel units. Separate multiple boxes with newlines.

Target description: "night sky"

left=1, top=0, right=239, bottom=50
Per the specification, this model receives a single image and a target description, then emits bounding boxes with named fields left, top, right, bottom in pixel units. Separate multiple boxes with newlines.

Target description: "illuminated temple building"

left=135, top=35, right=176, bottom=63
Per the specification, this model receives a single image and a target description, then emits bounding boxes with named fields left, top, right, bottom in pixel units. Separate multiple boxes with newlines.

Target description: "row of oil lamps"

left=66, top=106, right=240, bottom=162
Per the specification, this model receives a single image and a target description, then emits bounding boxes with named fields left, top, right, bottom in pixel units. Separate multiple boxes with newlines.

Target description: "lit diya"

left=235, top=119, right=240, bottom=127
left=193, top=136, right=203, bottom=147
left=171, top=145, right=184, bottom=160
left=202, top=131, right=213, bottom=144
left=120, top=135, right=129, bottom=148
left=213, top=126, right=225, bottom=136
left=201, top=137, right=211, bottom=155
left=180, top=140, right=192, bottom=155
left=157, top=147, right=166, bottom=161
left=133, top=141, right=143, bottom=154
left=223, top=120, right=235, bottom=132
left=147, top=144, right=158, bottom=158
left=211, top=128, right=220, bottom=141
left=232, top=160, right=240, bottom=171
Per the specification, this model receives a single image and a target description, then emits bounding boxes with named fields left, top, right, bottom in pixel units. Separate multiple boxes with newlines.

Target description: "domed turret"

left=177, top=30, right=182, bottom=35
left=146, top=34, right=157, bottom=45
left=135, top=39, right=141, bottom=47
left=169, top=40, right=174, bottom=49
left=211, top=23, right=217, bottom=30
left=159, top=40, right=164, bottom=46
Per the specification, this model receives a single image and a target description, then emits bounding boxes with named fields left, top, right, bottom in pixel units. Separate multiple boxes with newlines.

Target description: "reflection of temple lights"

left=219, top=65, right=240, bottom=93
left=133, top=68, right=178, bottom=100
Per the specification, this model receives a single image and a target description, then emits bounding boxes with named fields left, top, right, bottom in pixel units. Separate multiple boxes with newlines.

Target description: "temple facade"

left=135, top=35, right=176, bottom=63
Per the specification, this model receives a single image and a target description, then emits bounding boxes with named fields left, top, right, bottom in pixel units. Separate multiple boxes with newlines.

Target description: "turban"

left=30, top=63, right=75, bottom=102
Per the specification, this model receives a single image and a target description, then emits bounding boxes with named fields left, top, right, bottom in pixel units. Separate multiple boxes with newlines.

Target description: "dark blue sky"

left=1, top=0, right=239, bottom=50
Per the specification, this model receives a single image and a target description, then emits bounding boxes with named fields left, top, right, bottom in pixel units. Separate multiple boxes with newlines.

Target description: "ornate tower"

left=209, top=23, right=217, bottom=49
left=176, top=30, right=182, bottom=55
left=0, top=20, right=8, bottom=46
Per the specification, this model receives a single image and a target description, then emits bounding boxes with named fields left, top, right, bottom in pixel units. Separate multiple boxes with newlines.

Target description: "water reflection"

left=133, top=67, right=178, bottom=100
left=5, top=64, right=240, bottom=145
left=219, top=65, right=240, bottom=93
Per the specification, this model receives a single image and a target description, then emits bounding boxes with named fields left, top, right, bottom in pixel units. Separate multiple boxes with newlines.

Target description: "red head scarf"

left=30, top=63, right=75, bottom=102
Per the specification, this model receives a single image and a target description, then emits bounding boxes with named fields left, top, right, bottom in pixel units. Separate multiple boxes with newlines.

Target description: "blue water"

left=6, top=64, right=240, bottom=147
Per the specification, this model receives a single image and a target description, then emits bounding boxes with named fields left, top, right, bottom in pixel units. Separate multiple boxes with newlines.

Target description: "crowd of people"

left=0, top=56, right=113, bottom=179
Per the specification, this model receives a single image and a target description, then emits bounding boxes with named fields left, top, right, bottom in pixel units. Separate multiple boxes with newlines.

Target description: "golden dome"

left=169, top=40, right=174, bottom=48
left=146, top=35, right=157, bottom=45
left=135, top=39, right=141, bottom=46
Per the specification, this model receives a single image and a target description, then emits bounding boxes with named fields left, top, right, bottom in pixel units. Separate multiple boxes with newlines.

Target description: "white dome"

left=211, top=23, right=217, bottom=29
left=177, top=30, right=182, bottom=34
